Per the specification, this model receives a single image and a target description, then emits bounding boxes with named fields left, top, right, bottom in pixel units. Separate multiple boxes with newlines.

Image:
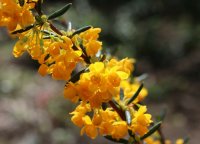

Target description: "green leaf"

left=127, top=83, right=143, bottom=105
left=104, top=135, right=128, bottom=143
left=128, top=129, right=134, bottom=137
left=120, top=88, right=124, bottom=101
left=35, top=0, right=43, bottom=15
left=140, top=121, right=162, bottom=140
left=72, top=25, right=92, bottom=36
left=19, top=0, right=24, bottom=6
left=11, top=24, right=34, bottom=34
left=66, top=68, right=88, bottom=84
left=48, top=3, right=72, bottom=20
left=41, top=30, right=57, bottom=36
left=125, top=110, right=132, bottom=125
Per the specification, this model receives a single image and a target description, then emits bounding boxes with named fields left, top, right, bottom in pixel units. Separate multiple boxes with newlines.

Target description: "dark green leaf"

left=35, top=0, right=43, bottom=15
left=35, top=15, right=43, bottom=24
left=125, top=110, right=132, bottom=125
left=128, top=129, right=134, bottom=137
left=48, top=3, right=72, bottom=20
left=140, top=121, right=162, bottom=140
left=120, top=88, right=124, bottom=101
left=127, top=83, right=143, bottom=105
left=72, top=25, right=92, bottom=36
left=66, top=68, right=88, bottom=84
left=19, top=0, right=24, bottom=6
left=11, top=25, right=34, bottom=34
left=104, top=135, right=128, bottom=143
left=109, top=100, right=125, bottom=120
left=44, top=54, right=50, bottom=61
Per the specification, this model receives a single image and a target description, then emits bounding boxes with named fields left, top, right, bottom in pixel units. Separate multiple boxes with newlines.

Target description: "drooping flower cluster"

left=0, top=1, right=187, bottom=144
left=70, top=102, right=152, bottom=140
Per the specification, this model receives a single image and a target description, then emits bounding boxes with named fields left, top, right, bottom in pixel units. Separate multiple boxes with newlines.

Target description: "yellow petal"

left=116, top=71, right=129, bottom=80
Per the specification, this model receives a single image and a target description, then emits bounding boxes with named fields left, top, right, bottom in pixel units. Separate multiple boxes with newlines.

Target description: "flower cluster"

left=0, top=0, right=37, bottom=31
left=64, top=58, right=134, bottom=107
left=0, top=1, right=187, bottom=144
left=70, top=102, right=152, bottom=140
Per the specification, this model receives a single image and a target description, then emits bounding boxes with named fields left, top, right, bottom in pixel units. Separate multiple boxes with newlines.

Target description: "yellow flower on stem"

left=81, top=115, right=98, bottom=139
left=130, top=106, right=152, bottom=136
left=70, top=102, right=91, bottom=127
left=111, top=121, right=128, bottom=140
left=72, top=27, right=102, bottom=57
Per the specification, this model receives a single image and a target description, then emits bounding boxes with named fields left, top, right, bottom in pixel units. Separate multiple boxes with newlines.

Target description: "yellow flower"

left=72, top=27, right=102, bottom=57
left=64, top=82, right=79, bottom=103
left=176, top=139, right=184, bottom=144
left=130, top=106, right=152, bottom=136
left=81, top=115, right=98, bottom=139
left=111, top=121, right=128, bottom=140
left=0, top=0, right=35, bottom=31
left=63, top=58, right=134, bottom=108
left=13, top=38, right=27, bottom=57
left=85, top=40, right=102, bottom=56
left=92, top=113, right=102, bottom=126
left=38, top=64, right=48, bottom=76
left=70, top=102, right=91, bottom=127
left=80, top=27, right=101, bottom=41
left=144, top=137, right=161, bottom=144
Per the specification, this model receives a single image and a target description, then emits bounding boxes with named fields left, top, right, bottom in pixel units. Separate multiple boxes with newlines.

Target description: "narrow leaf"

left=127, top=83, right=143, bottom=105
left=120, top=88, right=124, bottom=101
left=128, top=129, right=134, bottom=137
left=66, top=68, right=87, bottom=84
left=19, top=0, right=24, bottom=6
left=125, top=110, right=132, bottom=125
left=48, top=3, right=72, bottom=20
left=43, top=36, right=51, bottom=39
left=41, top=30, right=57, bottom=36
left=109, top=100, right=125, bottom=120
left=11, top=25, right=34, bottom=34
left=72, top=25, right=91, bottom=36
left=35, top=0, right=43, bottom=15
left=104, top=135, right=128, bottom=143
left=140, top=121, right=162, bottom=140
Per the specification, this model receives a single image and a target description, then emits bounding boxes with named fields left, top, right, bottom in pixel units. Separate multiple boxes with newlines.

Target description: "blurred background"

left=0, top=0, right=200, bottom=143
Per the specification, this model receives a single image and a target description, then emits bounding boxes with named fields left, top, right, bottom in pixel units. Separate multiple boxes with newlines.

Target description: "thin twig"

left=158, top=127, right=165, bottom=144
